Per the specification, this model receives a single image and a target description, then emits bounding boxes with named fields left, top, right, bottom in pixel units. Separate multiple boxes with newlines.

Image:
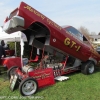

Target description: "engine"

left=22, top=65, right=34, bottom=73
left=42, top=55, right=64, bottom=69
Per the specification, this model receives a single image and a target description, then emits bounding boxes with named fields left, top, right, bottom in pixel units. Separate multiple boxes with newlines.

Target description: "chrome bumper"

left=3, top=16, right=25, bottom=33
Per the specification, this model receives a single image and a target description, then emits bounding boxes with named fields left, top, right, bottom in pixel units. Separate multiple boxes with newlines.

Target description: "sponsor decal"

left=24, top=5, right=62, bottom=31
left=33, top=73, right=51, bottom=80
left=64, top=37, right=81, bottom=51
left=24, top=5, right=45, bottom=20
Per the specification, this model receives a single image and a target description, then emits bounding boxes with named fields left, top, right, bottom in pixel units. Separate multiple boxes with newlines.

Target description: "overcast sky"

left=0, top=0, right=100, bottom=34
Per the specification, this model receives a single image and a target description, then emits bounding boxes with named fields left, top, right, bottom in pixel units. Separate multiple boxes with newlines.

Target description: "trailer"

left=2, top=2, right=100, bottom=96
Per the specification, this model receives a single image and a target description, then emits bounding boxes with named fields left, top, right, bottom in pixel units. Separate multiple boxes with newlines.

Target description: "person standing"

left=0, top=40, right=6, bottom=59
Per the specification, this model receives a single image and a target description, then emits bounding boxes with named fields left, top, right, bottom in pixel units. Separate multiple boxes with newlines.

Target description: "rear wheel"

left=81, top=61, right=95, bottom=75
left=7, top=66, right=18, bottom=79
left=19, top=77, right=38, bottom=96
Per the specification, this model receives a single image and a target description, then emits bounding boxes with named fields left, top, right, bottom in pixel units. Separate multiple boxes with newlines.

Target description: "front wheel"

left=7, top=66, right=18, bottom=79
left=19, top=77, right=38, bottom=96
left=81, top=61, right=95, bottom=75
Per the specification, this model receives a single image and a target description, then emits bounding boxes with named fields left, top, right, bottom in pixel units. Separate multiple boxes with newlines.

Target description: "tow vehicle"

left=2, top=2, right=100, bottom=96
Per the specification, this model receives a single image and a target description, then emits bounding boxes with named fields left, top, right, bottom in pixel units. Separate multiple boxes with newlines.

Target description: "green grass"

left=0, top=67, right=100, bottom=100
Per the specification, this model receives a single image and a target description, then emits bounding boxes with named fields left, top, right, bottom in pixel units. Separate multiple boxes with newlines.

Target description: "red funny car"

left=2, top=2, right=100, bottom=96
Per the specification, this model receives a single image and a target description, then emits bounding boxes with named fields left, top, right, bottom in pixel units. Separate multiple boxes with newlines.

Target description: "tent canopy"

left=0, top=27, right=27, bottom=56
left=0, top=27, right=27, bottom=42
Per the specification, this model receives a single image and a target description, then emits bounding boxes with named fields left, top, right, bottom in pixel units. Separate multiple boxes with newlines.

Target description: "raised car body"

left=3, top=2, right=100, bottom=65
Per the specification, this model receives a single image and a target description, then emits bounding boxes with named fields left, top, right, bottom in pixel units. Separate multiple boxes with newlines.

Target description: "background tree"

left=78, top=26, right=91, bottom=40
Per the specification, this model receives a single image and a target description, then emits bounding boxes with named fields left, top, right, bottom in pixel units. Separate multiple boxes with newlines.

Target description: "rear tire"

left=81, top=61, right=95, bottom=75
left=7, top=66, right=18, bottom=79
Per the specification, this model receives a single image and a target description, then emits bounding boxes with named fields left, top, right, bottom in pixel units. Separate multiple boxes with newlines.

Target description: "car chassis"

left=8, top=46, right=79, bottom=96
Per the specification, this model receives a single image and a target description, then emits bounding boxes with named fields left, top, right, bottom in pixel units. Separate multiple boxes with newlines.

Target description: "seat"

left=29, top=55, right=39, bottom=62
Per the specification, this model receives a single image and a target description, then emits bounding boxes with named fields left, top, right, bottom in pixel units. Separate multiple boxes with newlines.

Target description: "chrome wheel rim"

left=22, top=80, right=37, bottom=96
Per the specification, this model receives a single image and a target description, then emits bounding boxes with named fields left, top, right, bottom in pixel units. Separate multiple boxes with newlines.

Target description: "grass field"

left=0, top=67, right=100, bottom=100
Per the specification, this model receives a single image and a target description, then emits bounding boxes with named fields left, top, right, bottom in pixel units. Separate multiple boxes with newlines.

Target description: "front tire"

left=7, top=66, right=18, bottom=79
left=19, top=77, right=38, bottom=96
left=81, top=61, right=95, bottom=75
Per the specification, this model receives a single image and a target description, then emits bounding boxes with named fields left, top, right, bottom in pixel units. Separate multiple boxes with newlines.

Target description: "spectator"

left=1, top=40, right=5, bottom=47
left=0, top=40, right=6, bottom=59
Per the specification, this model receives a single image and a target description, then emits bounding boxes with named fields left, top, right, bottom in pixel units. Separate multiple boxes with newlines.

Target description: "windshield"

left=65, top=26, right=83, bottom=41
